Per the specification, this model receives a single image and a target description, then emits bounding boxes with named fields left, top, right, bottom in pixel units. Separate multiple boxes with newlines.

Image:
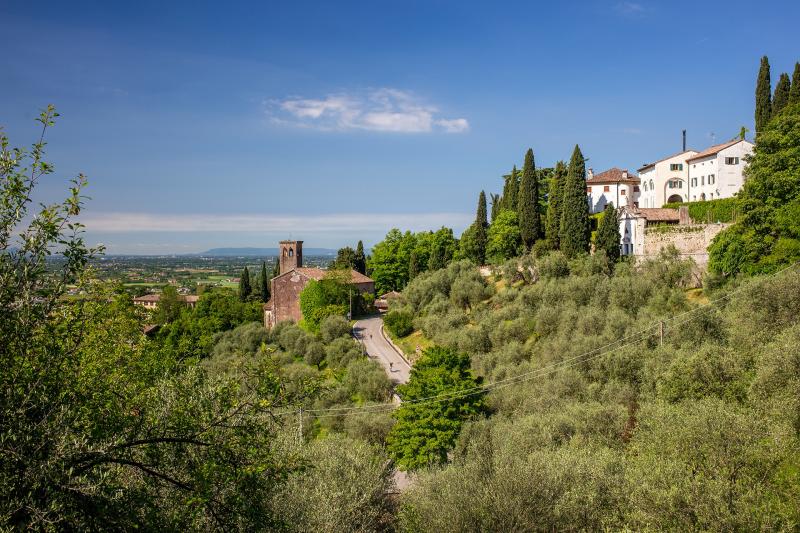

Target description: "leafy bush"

left=384, top=310, right=414, bottom=337
left=664, top=196, right=739, bottom=223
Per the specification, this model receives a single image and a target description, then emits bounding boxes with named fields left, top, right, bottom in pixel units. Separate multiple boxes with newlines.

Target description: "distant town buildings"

left=133, top=293, right=199, bottom=310
left=264, top=240, right=375, bottom=328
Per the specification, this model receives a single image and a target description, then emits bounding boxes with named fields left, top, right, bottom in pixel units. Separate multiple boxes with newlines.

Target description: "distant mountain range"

left=195, top=247, right=338, bottom=257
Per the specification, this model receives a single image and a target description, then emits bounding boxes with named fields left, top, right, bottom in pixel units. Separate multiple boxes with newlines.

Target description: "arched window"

left=649, top=179, right=654, bottom=190
left=288, top=248, right=294, bottom=257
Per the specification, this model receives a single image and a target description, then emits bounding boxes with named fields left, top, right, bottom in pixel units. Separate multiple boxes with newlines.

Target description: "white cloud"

left=615, top=2, right=646, bottom=16
left=81, top=211, right=473, bottom=234
left=269, top=88, right=469, bottom=134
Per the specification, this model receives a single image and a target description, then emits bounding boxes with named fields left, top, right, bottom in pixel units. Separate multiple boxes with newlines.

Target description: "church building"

left=263, top=240, right=375, bottom=328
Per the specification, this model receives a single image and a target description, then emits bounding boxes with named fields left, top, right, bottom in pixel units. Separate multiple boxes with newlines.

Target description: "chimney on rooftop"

left=622, top=170, right=628, bottom=179
left=587, top=168, right=593, bottom=179
left=682, top=130, right=686, bottom=152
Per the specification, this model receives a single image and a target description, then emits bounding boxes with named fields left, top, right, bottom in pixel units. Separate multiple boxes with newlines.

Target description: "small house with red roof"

left=585, top=167, right=640, bottom=214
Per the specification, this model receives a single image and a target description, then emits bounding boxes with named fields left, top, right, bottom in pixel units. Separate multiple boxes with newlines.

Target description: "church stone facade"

left=264, top=240, right=375, bottom=328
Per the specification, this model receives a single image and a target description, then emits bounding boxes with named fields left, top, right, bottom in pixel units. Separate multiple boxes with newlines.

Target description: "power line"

left=277, top=261, right=800, bottom=419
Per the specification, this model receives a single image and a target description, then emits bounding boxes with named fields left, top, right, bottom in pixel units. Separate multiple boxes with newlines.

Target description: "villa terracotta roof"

left=635, top=208, right=681, bottom=222
left=637, top=149, right=698, bottom=172
left=293, top=267, right=374, bottom=284
left=586, top=167, right=640, bottom=184
left=685, top=139, right=744, bottom=162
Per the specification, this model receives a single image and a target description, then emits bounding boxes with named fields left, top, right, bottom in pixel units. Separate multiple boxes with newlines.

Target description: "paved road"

left=353, top=315, right=413, bottom=491
left=353, top=315, right=411, bottom=385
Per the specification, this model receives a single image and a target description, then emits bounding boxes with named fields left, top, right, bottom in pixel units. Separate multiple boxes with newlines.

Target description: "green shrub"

left=384, top=310, right=414, bottom=337
left=663, top=197, right=739, bottom=223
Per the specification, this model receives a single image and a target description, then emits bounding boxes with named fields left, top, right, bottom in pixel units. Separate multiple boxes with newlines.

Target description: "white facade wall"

left=619, top=211, right=646, bottom=256
left=637, top=150, right=697, bottom=208
left=687, top=141, right=753, bottom=202
left=587, top=182, right=640, bottom=214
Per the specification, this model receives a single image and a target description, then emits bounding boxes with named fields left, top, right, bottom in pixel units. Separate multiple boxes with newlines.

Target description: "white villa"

left=585, top=167, right=640, bottom=214
left=686, top=139, right=754, bottom=202
left=637, top=149, right=697, bottom=207
left=637, top=139, right=753, bottom=207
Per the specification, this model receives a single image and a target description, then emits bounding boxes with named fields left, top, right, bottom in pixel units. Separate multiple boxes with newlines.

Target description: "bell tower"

left=279, top=240, right=303, bottom=273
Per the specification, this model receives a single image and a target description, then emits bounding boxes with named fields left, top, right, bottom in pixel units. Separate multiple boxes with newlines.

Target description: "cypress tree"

left=502, top=166, right=520, bottom=212
left=790, top=62, right=800, bottom=105
left=259, top=261, right=270, bottom=302
left=409, top=250, right=421, bottom=280
left=559, top=145, right=590, bottom=258
left=239, top=266, right=252, bottom=301
left=490, top=193, right=501, bottom=222
left=475, top=191, right=488, bottom=264
left=755, top=56, right=772, bottom=135
left=594, top=202, right=620, bottom=263
left=518, top=148, right=541, bottom=250
left=545, top=161, right=567, bottom=248
left=354, top=240, right=367, bottom=274
left=271, top=260, right=280, bottom=279
left=773, top=72, right=790, bottom=115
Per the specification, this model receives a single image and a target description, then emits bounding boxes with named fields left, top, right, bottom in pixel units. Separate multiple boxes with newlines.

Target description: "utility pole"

left=298, top=407, right=303, bottom=444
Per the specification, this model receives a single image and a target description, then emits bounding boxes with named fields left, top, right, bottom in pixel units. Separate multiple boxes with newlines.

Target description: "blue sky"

left=2, top=0, right=798, bottom=254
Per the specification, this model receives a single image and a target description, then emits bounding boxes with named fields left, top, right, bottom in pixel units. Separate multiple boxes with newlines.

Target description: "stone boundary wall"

left=642, top=223, right=729, bottom=266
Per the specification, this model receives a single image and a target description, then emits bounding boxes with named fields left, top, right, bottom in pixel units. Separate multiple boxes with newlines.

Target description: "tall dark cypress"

left=502, top=166, right=520, bottom=212
left=239, top=266, right=252, bottom=301
left=271, top=260, right=280, bottom=279
left=545, top=161, right=567, bottom=248
left=490, top=193, right=501, bottom=222
left=259, top=261, right=270, bottom=302
left=790, top=62, right=800, bottom=105
left=755, top=56, right=772, bottom=135
left=559, top=145, right=590, bottom=258
left=475, top=191, right=488, bottom=264
left=773, top=72, right=791, bottom=115
left=594, top=203, right=620, bottom=263
left=354, top=240, right=367, bottom=274
left=518, top=148, right=541, bottom=250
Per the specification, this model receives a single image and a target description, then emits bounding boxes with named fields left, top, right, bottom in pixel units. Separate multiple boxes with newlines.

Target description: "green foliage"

left=790, top=62, right=800, bottom=105
left=385, top=310, right=414, bottom=337
left=489, top=192, right=501, bottom=222
left=387, top=346, right=486, bottom=470
left=486, top=209, right=521, bottom=263
left=319, top=314, right=351, bottom=343
left=260, top=260, right=270, bottom=302
left=298, top=273, right=353, bottom=331
left=238, top=265, right=251, bottom=301
left=368, top=228, right=417, bottom=293
left=663, top=196, right=739, bottom=223
left=157, top=287, right=262, bottom=359
left=709, top=102, right=800, bottom=275
left=773, top=72, right=791, bottom=115
left=544, top=160, right=567, bottom=249
left=756, top=55, right=772, bottom=135
left=501, top=165, right=519, bottom=212
left=0, top=109, right=315, bottom=529
left=354, top=240, right=367, bottom=274
left=332, top=245, right=356, bottom=270
left=474, top=190, right=488, bottom=264
left=518, top=148, right=542, bottom=250
left=272, top=435, right=394, bottom=532
left=154, top=284, right=182, bottom=323
left=594, top=203, right=621, bottom=263
left=559, top=145, right=590, bottom=258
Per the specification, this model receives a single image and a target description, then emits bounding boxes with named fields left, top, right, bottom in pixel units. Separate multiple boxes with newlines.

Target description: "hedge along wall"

left=663, top=197, right=739, bottom=223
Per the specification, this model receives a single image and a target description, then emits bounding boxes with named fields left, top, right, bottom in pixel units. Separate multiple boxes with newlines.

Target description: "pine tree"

left=475, top=191, right=488, bottom=264
left=239, top=266, right=252, bottom=301
left=518, top=148, right=541, bottom=250
left=354, top=240, right=367, bottom=274
left=490, top=193, right=501, bottom=222
left=594, top=203, right=620, bottom=263
left=773, top=72, right=791, bottom=115
left=502, top=166, right=519, bottom=212
left=559, top=145, right=590, bottom=258
left=545, top=161, right=567, bottom=248
left=790, top=62, right=800, bottom=105
left=259, top=261, right=270, bottom=302
left=755, top=56, right=772, bottom=135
